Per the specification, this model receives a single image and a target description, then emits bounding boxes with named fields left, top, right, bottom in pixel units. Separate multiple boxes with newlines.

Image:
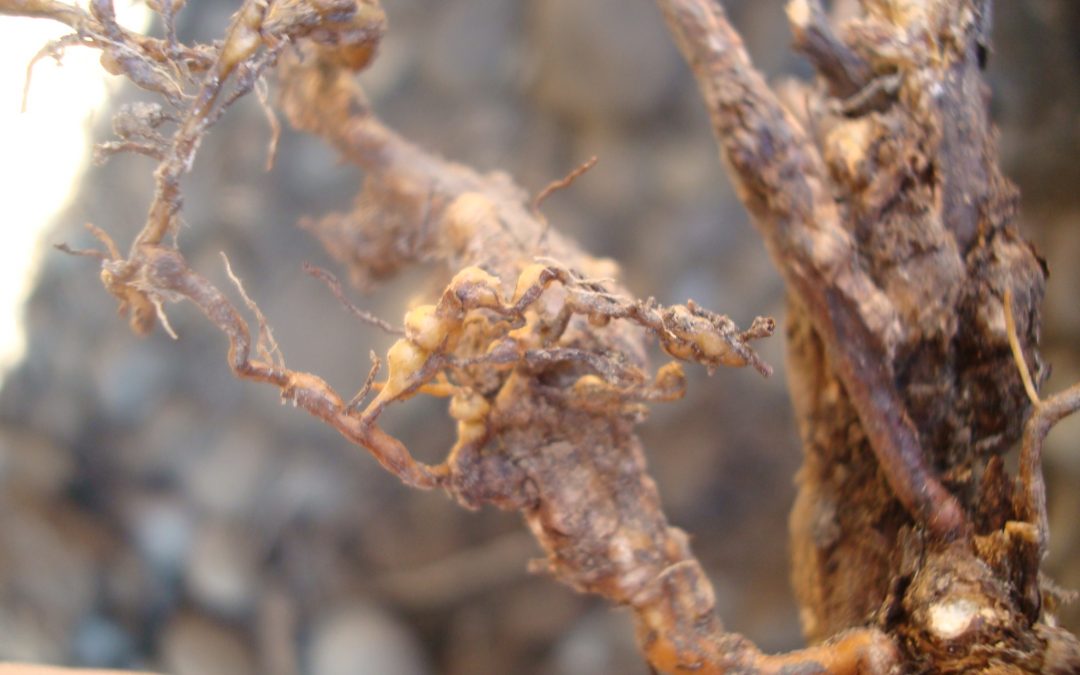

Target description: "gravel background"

left=0, top=1, right=1077, bottom=673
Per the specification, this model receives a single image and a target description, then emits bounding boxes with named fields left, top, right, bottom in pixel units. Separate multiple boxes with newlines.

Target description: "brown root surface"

left=6, top=0, right=1080, bottom=672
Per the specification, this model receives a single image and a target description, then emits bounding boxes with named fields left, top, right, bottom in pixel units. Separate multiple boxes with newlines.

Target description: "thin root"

left=347, top=350, right=383, bottom=412
left=303, top=263, right=404, bottom=335
left=22, top=33, right=85, bottom=112
left=55, top=243, right=107, bottom=260
left=151, top=294, right=179, bottom=339
left=1004, top=288, right=1039, bottom=405
left=222, top=252, right=283, bottom=367
left=256, top=75, right=281, bottom=171
left=532, top=155, right=599, bottom=215
left=87, top=223, right=122, bottom=260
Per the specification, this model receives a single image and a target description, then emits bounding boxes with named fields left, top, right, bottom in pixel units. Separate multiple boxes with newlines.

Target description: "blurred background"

left=0, top=1, right=1077, bottom=673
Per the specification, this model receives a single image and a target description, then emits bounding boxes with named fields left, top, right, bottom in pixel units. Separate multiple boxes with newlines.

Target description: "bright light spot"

left=786, top=0, right=811, bottom=29
left=0, top=3, right=149, bottom=383
left=928, top=598, right=978, bottom=639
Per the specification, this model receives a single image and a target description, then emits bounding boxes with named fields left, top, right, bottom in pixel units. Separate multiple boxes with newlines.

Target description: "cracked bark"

left=659, top=0, right=1080, bottom=671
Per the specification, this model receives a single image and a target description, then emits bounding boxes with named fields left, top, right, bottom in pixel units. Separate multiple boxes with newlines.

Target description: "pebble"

left=185, top=519, right=259, bottom=617
left=264, top=448, right=353, bottom=524
left=70, top=614, right=135, bottom=668
left=184, top=422, right=270, bottom=517
left=91, top=338, right=171, bottom=425
left=307, top=604, right=431, bottom=675
left=0, top=604, right=62, bottom=663
left=126, top=492, right=194, bottom=578
left=162, top=612, right=255, bottom=675
left=547, top=608, right=645, bottom=675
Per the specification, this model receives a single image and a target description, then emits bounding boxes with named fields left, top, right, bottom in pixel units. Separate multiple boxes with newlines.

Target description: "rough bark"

left=660, top=0, right=1080, bottom=671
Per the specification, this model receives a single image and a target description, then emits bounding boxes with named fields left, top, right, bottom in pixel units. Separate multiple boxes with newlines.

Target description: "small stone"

left=547, top=608, right=644, bottom=675
left=184, top=422, right=270, bottom=517
left=162, top=612, right=255, bottom=675
left=307, top=604, right=431, bottom=675
left=125, top=492, right=194, bottom=578
left=91, top=338, right=171, bottom=424
left=101, top=549, right=155, bottom=617
left=185, top=519, right=258, bottom=617
left=265, top=449, right=352, bottom=523
left=71, top=614, right=135, bottom=668
left=116, top=397, right=209, bottom=480
left=0, top=604, right=62, bottom=663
